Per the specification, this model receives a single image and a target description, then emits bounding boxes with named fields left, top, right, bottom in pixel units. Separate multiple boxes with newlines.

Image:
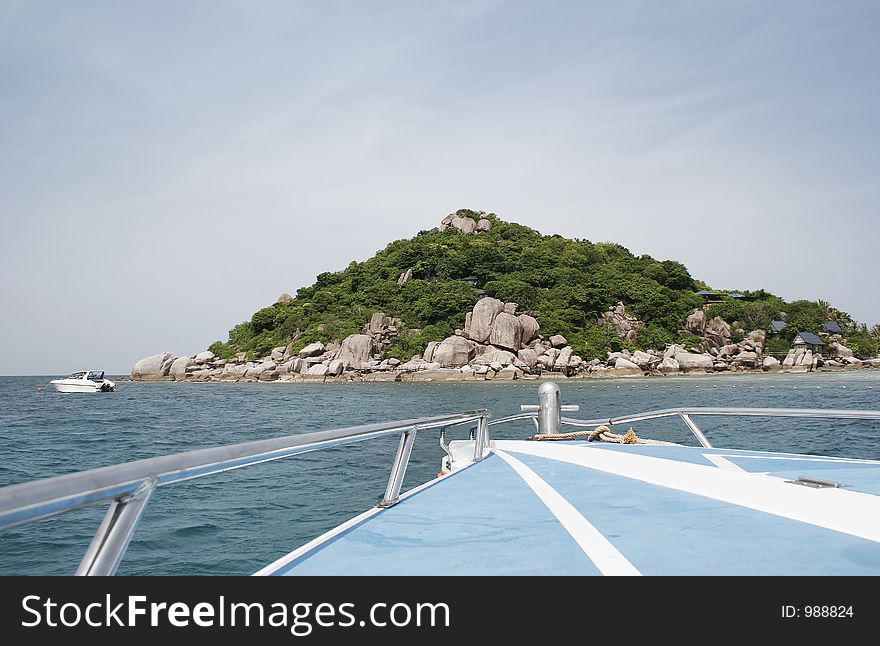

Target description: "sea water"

left=1, top=372, right=878, bottom=575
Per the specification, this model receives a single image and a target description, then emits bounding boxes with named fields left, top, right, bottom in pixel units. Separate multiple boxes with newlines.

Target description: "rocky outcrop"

left=132, top=352, right=173, bottom=379
left=337, top=334, right=373, bottom=369
left=599, top=302, right=642, bottom=343
left=685, top=310, right=706, bottom=336
left=763, top=356, right=781, bottom=371
left=433, top=336, right=475, bottom=368
left=299, top=342, right=325, bottom=358
left=396, top=268, right=413, bottom=286
left=465, top=297, right=504, bottom=343
left=169, top=356, right=194, bottom=376
left=276, top=293, right=294, bottom=304
left=439, top=212, right=492, bottom=234
left=549, top=335, right=567, bottom=349
left=519, top=315, right=540, bottom=344
left=830, top=342, right=854, bottom=358
left=673, top=351, right=714, bottom=372
left=489, top=312, right=522, bottom=351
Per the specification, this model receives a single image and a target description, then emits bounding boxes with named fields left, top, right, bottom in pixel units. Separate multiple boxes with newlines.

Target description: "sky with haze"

left=1, top=1, right=878, bottom=375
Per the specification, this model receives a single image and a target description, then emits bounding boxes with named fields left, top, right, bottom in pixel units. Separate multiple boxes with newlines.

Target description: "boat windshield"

left=67, top=372, right=86, bottom=379
left=87, top=371, right=104, bottom=381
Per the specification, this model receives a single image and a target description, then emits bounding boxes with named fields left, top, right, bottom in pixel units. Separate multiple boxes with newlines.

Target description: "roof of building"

left=770, top=321, right=787, bottom=332
left=730, top=293, right=746, bottom=299
left=696, top=290, right=719, bottom=296
left=823, top=320, right=845, bottom=334
left=794, top=331, right=826, bottom=346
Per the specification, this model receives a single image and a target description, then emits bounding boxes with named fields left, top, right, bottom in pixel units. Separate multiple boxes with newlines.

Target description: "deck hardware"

left=786, top=476, right=847, bottom=489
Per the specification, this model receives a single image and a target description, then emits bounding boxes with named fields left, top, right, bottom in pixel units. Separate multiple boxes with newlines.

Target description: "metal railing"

left=485, top=383, right=880, bottom=450
left=559, top=407, right=880, bottom=448
left=0, top=410, right=488, bottom=576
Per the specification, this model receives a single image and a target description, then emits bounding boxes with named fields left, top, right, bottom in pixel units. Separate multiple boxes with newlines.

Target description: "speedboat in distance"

left=49, top=370, right=116, bottom=393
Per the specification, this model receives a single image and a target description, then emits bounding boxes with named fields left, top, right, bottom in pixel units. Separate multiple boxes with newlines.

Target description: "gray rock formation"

left=169, top=356, right=194, bottom=376
left=555, top=347, right=573, bottom=370
left=477, top=218, right=492, bottom=232
left=276, top=293, right=294, bottom=304
left=327, top=360, right=345, bottom=376
left=549, top=335, right=568, bottom=348
left=489, top=312, right=522, bottom=351
left=433, top=336, right=475, bottom=367
left=615, top=357, right=641, bottom=370
left=673, top=351, right=714, bottom=371
left=659, top=357, right=680, bottom=374
left=830, top=342, right=854, bottom=358
left=518, top=314, right=540, bottom=344
left=465, top=297, right=504, bottom=343
left=599, top=302, right=643, bottom=342
left=451, top=216, right=477, bottom=234
left=763, top=357, right=781, bottom=371
left=396, top=268, right=413, bottom=286
left=132, top=352, right=173, bottom=378
left=423, top=341, right=439, bottom=362
left=337, top=334, right=373, bottom=369
left=685, top=310, right=706, bottom=336
left=299, top=342, right=326, bottom=358
left=270, top=346, right=286, bottom=362
left=517, top=348, right=538, bottom=368
left=194, top=351, right=215, bottom=364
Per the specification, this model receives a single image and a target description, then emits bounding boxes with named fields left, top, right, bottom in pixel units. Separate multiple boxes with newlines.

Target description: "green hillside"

left=207, top=210, right=876, bottom=361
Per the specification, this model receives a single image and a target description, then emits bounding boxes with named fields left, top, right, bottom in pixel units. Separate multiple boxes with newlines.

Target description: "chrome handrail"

left=0, top=409, right=488, bottom=575
left=559, top=407, right=880, bottom=449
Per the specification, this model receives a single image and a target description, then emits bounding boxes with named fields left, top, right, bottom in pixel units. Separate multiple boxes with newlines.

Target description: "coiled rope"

left=528, top=425, right=680, bottom=445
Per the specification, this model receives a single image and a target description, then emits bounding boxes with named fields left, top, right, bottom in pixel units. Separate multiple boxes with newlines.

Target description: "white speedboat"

left=49, top=371, right=116, bottom=393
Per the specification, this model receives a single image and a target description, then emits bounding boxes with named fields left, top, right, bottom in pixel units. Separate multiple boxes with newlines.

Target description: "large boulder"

left=685, top=310, right=706, bottom=336
left=423, top=341, right=439, bottom=363
left=517, top=348, right=538, bottom=368
left=476, top=218, right=492, bottom=232
left=368, top=312, right=390, bottom=334
left=304, top=364, right=329, bottom=378
left=337, top=334, right=373, bottom=369
left=549, top=335, right=568, bottom=348
left=630, top=351, right=654, bottom=368
left=474, top=345, right=516, bottom=366
left=397, top=268, right=413, bottom=286
left=465, top=297, right=504, bottom=343
left=615, top=357, right=641, bottom=371
left=763, top=357, right=781, bottom=371
left=732, top=351, right=759, bottom=367
left=132, top=352, right=173, bottom=378
left=489, top=312, right=523, bottom=351
left=517, top=315, right=539, bottom=344
left=659, top=357, right=680, bottom=374
left=703, top=317, right=732, bottom=349
left=555, top=347, right=573, bottom=370
left=270, top=346, right=286, bottom=362
left=864, top=358, right=880, bottom=368
left=673, top=351, right=714, bottom=372
left=830, top=342, right=854, bottom=358
left=194, top=350, right=215, bottom=365
left=433, top=336, right=475, bottom=368
left=299, top=342, right=325, bottom=358
left=276, top=292, right=294, bottom=304
left=327, top=360, right=345, bottom=376
left=451, top=216, right=477, bottom=234
left=169, top=356, right=194, bottom=376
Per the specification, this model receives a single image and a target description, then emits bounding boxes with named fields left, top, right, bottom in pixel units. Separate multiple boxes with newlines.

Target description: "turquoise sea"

left=1, top=372, right=878, bottom=575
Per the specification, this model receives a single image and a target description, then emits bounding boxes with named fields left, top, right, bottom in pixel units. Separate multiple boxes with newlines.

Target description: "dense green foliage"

left=208, top=210, right=873, bottom=361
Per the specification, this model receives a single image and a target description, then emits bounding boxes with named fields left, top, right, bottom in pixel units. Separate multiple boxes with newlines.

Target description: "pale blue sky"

left=1, top=1, right=878, bottom=374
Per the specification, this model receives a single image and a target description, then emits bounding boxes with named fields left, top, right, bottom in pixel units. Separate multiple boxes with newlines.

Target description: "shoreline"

left=121, top=364, right=880, bottom=384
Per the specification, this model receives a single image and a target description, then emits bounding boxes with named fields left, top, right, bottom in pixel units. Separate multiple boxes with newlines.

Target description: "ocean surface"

left=1, top=371, right=879, bottom=576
